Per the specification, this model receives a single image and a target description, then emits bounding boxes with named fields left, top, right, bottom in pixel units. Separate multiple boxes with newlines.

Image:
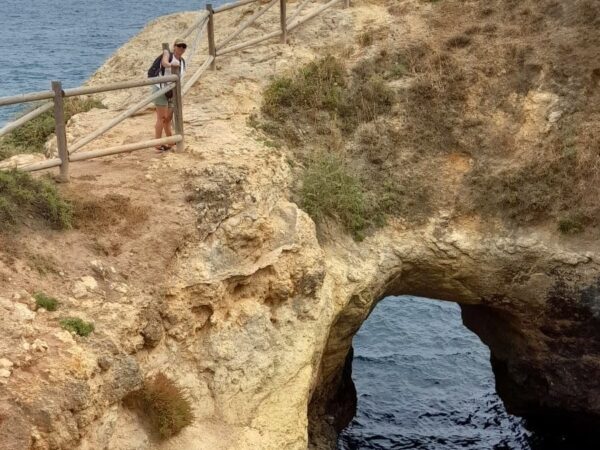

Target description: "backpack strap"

left=160, top=51, right=172, bottom=76
left=161, top=52, right=185, bottom=75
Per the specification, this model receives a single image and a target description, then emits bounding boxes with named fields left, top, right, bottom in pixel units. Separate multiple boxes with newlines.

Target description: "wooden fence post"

left=172, top=64, right=185, bottom=152
left=280, top=0, right=287, bottom=44
left=51, top=81, right=69, bottom=182
left=207, top=4, right=217, bottom=70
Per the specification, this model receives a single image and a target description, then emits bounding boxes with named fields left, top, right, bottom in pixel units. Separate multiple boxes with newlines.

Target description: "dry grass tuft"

left=126, top=372, right=194, bottom=440
left=71, top=193, right=148, bottom=234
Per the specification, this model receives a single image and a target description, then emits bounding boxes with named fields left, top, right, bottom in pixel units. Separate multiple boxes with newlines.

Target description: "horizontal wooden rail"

left=64, top=75, right=178, bottom=98
left=183, top=55, right=215, bottom=95
left=70, top=136, right=182, bottom=162
left=185, top=15, right=209, bottom=68
left=8, top=136, right=182, bottom=173
left=219, top=29, right=281, bottom=55
left=0, top=102, right=53, bottom=138
left=288, top=0, right=342, bottom=32
left=19, top=158, right=63, bottom=172
left=0, top=90, right=54, bottom=107
left=216, top=0, right=278, bottom=51
left=214, top=0, right=260, bottom=14
left=69, top=82, right=175, bottom=154
left=181, top=11, right=210, bottom=40
left=218, top=0, right=343, bottom=56
left=289, top=0, right=312, bottom=23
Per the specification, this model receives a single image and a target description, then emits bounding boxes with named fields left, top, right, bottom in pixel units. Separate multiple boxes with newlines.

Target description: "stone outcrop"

left=2, top=1, right=600, bottom=449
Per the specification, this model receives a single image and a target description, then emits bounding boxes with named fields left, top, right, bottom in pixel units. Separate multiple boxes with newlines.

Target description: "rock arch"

left=308, top=225, right=600, bottom=445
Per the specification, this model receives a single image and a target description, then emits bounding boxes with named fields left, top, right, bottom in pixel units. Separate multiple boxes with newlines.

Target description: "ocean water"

left=337, top=296, right=594, bottom=450
left=0, top=0, right=226, bottom=126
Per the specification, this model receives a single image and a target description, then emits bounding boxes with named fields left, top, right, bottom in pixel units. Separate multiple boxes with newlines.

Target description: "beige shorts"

left=152, top=85, right=173, bottom=108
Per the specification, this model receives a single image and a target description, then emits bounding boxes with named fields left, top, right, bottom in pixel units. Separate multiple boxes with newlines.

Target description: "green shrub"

left=262, top=55, right=395, bottom=135
left=0, top=170, right=72, bottom=230
left=558, top=214, right=586, bottom=234
left=60, top=317, right=94, bottom=336
left=34, top=292, right=58, bottom=311
left=0, top=97, right=104, bottom=161
left=127, top=372, right=194, bottom=440
left=263, top=55, right=346, bottom=117
left=300, top=152, right=368, bottom=239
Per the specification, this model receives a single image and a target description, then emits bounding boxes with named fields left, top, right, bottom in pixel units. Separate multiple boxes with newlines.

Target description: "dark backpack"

left=147, top=52, right=186, bottom=78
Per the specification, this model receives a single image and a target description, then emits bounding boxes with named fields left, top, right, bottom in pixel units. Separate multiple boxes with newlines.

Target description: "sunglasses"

left=175, top=44, right=187, bottom=49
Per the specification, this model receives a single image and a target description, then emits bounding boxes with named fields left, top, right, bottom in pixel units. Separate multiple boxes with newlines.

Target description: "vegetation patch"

left=262, top=56, right=347, bottom=119
left=60, top=317, right=94, bottom=336
left=34, top=292, right=58, bottom=311
left=0, top=170, right=72, bottom=231
left=466, top=138, right=599, bottom=231
left=352, top=49, right=410, bottom=81
left=258, top=54, right=432, bottom=239
left=126, top=372, right=194, bottom=440
left=71, top=193, right=148, bottom=234
left=262, top=55, right=395, bottom=134
left=0, top=97, right=104, bottom=161
left=301, top=153, right=368, bottom=239
left=558, top=215, right=586, bottom=235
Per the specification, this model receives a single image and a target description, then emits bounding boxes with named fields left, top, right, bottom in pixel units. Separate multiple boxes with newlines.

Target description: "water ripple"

left=337, top=296, right=536, bottom=450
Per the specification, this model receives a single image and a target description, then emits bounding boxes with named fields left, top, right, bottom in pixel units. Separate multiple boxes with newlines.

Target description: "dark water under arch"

left=336, top=296, right=594, bottom=450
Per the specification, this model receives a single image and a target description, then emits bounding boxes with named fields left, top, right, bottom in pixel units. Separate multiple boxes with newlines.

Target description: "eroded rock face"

left=309, top=225, right=600, bottom=446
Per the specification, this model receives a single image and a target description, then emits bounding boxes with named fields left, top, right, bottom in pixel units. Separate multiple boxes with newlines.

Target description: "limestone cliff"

left=1, top=1, right=600, bottom=449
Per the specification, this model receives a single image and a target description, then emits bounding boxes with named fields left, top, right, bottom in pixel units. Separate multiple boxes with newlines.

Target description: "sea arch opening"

left=335, top=295, right=527, bottom=450
left=308, top=264, right=600, bottom=450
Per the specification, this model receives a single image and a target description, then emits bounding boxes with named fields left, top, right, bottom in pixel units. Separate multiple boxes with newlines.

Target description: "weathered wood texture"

left=52, top=81, right=69, bottom=182
left=216, top=0, right=278, bottom=51
left=0, top=102, right=53, bottom=138
left=70, top=136, right=182, bottom=162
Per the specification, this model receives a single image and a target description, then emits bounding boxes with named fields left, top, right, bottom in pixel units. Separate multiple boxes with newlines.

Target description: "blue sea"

left=0, top=0, right=226, bottom=126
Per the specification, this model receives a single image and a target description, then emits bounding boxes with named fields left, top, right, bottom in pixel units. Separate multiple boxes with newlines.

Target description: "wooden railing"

left=0, top=0, right=350, bottom=181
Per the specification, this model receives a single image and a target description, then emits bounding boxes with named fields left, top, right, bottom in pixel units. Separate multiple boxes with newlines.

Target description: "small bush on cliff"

left=0, top=97, right=105, bottom=161
left=126, top=372, right=194, bottom=440
left=301, top=152, right=368, bottom=239
left=262, top=56, right=346, bottom=117
left=558, top=214, right=586, bottom=235
left=0, top=170, right=72, bottom=231
left=261, top=55, right=395, bottom=134
left=34, top=292, right=58, bottom=311
left=60, top=317, right=94, bottom=336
